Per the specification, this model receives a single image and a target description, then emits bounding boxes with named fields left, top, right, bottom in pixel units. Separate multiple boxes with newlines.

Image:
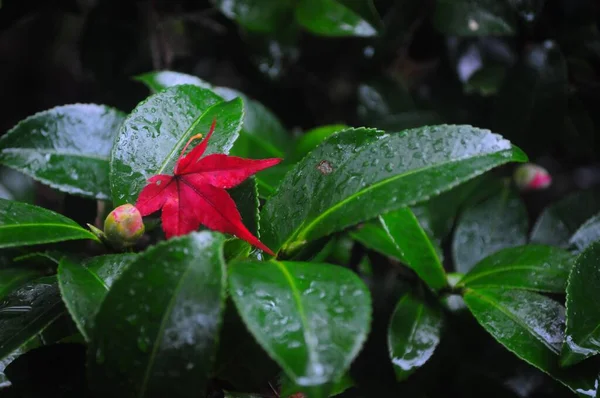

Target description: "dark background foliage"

left=0, top=0, right=599, bottom=397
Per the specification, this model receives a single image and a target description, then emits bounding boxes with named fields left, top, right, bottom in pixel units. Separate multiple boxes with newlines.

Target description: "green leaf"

left=452, top=186, right=528, bottom=274
left=388, top=293, right=443, bottom=381
left=464, top=288, right=598, bottom=396
left=0, top=168, right=35, bottom=203
left=295, top=0, right=377, bottom=37
left=562, top=241, right=600, bottom=367
left=458, top=245, right=572, bottom=293
left=531, top=188, right=600, bottom=247
left=261, top=125, right=527, bottom=255
left=255, top=164, right=293, bottom=199
left=0, top=104, right=125, bottom=199
left=280, top=371, right=354, bottom=397
left=229, top=260, right=371, bottom=395
left=433, top=0, right=516, bottom=36
left=135, top=71, right=289, bottom=159
left=57, top=254, right=136, bottom=341
left=110, top=85, right=242, bottom=205
left=569, top=213, right=600, bottom=253
left=212, top=0, right=294, bottom=33
left=0, top=277, right=64, bottom=360
left=350, top=222, right=405, bottom=261
left=0, top=198, right=99, bottom=248
left=88, top=232, right=226, bottom=397
left=0, top=269, right=40, bottom=301
left=292, top=125, right=348, bottom=162
left=380, top=208, right=447, bottom=290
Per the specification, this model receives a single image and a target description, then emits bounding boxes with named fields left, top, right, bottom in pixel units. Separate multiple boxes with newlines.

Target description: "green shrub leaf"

left=295, top=0, right=377, bottom=37
left=58, top=254, right=136, bottom=341
left=459, top=245, right=572, bottom=293
left=388, top=293, right=443, bottom=381
left=569, top=213, right=600, bottom=253
left=0, top=104, right=125, bottom=199
left=229, top=260, right=371, bottom=396
left=464, top=288, right=598, bottom=396
left=562, top=241, right=600, bottom=367
left=452, top=186, right=527, bottom=273
left=261, top=125, right=526, bottom=255
left=433, top=0, right=516, bottom=36
left=0, top=199, right=99, bottom=248
left=88, top=232, right=226, bottom=397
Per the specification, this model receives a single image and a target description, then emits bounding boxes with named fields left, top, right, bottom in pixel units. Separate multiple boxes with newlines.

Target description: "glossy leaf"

left=0, top=168, right=35, bottom=203
left=459, top=245, right=572, bottom=293
left=212, top=0, right=293, bottom=33
left=531, top=188, right=600, bottom=247
left=0, top=104, right=125, bottom=199
left=292, top=124, right=348, bottom=162
left=255, top=164, right=293, bottom=199
left=388, top=293, right=443, bottom=381
left=88, top=232, right=226, bottom=397
left=562, top=241, right=600, bottom=367
left=229, top=260, right=371, bottom=395
left=380, top=207, right=447, bottom=290
left=0, top=198, right=99, bottom=248
left=464, top=288, right=598, bottom=396
left=569, top=213, right=600, bottom=253
left=295, top=0, right=377, bottom=37
left=57, top=254, right=136, bottom=341
left=0, top=277, right=64, bottom=360
left=433, top=0, right=516, bottom=36
left=261, top=125, right=527, bottom=255
left=350, top=222, right=405, bottom=262
left=135, top=71, right=289, bottom=159
left=0, top=269, right=40, bottom=301
left=110, top=85, right=242, bottom=205
left=452, top=187, right=528, bottom=274
left=280, top=371, right=354, bottom=397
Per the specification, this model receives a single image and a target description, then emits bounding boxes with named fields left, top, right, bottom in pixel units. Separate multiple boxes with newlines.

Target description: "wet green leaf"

left=261, top=125, right=526, bottom=255
left=0, top=269, right=40, bottom=301
left=0, top=168, right=35, bottom=203
left=229, top=260, right=371, bottom=396
left=292, top=125, right=348, bottom=162
left=562, top=241, right=600, bottom=367
left=569, top=213, right=600, bottom=253
left=388, top=293, right=443, bottom=381
left=380, top=207, right=447, bottom=290
left=464, top=288, right=598, bottom=396
left=0, top=199, right=99, bottom=248
left=0, top=104, right=125, bottom=199
left=452, top=186, right=528, bottom=273
left=57, top=254, right=136, bottom=341
left=110, top=85, right=242, bottom=205
left=459, top=245, right=572, bottom=293
left=295, top=0, right=377, bottom=37
left=88, top=232, right=226, bottom=397
left=256, top=164, right=293, bottom=199
left=135, top=71, right=289, bottom=159
left=280, top=371, right=354, bottom=397
left=350, top=222, right=405, bottom=262
left=531, top=188, right=600, bottom=247
left=0, top=277, right=64, bottom=360
left=434, top=0, right=516, bottom=36
left=212, top=0, right=294, bottom=33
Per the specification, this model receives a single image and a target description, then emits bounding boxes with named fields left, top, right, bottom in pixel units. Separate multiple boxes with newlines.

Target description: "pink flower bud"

left=103, top=204, right=145, bottom=248
left=513, top=163, right=552, bottom=191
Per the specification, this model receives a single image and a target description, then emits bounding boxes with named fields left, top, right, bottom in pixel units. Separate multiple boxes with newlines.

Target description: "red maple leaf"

left=135, top=120, right=281, bottom=255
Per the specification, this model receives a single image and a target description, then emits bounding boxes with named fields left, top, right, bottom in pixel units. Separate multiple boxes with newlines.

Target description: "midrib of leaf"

left=138, top=256, right=195, bottom=398
left=155, top=100, right=226, bottom=175
left=466, top=289, right=560, bottom=355
left=381, top=210, right=446, bottom=289
left=460, top=265, right=562, bottom=286
left=290, top=148, right=522, bottom=247
left=0, top=223, right=96, bottom=240
left=1, top=148, right=108, bottom=161
left=272, top=260, right=320, bottom=380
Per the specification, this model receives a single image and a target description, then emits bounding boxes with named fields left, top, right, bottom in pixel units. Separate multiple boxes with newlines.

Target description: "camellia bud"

left=103, top=204, right=145, bottom=248
left=513, top=163, right=552, bottom=191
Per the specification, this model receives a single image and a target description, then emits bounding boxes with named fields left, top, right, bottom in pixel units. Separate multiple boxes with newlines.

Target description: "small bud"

left=514, top=163, right=552, bottom=191
left=103, top=204, right=145, bottom=249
